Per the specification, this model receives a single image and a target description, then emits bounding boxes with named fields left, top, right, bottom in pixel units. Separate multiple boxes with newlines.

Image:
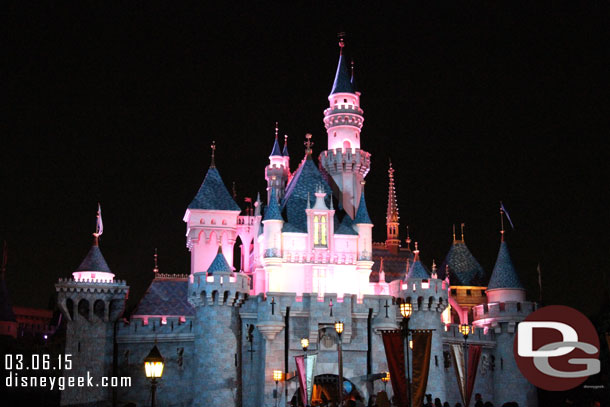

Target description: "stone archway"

left=290, top=374, right=363, bottom=406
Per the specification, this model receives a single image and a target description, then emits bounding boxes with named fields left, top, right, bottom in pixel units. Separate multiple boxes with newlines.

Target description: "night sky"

left=2, top=3, right=607, bottom=316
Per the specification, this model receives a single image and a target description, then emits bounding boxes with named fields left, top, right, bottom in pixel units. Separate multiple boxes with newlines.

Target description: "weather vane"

left=304, top=133, right=314, bottom=155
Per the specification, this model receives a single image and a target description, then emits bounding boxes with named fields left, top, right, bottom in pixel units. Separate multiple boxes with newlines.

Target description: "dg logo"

left=514, top=305, right=600, bottom=391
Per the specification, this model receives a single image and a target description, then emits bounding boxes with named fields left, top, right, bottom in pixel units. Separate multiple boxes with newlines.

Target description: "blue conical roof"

left=407, top=260, right=430, bottom=280
left=207, top=250, right=232, bottom=274
left=335, top=214, right=358, bottom=235
left=330, top=53, right=355, bottom=95
left=282, top=139, right=289, bottom=157
left=75, top=243, right=111, bottom=273
left=264, top=189, right=284, bottom=221
left=188, top=167, right=241, bottom=211
left=439, top=242, right=486, bottom=286
left=354, top=191, right=372, bottom=224
left=487, top=241, right=524, bottom=290
left=270, top=137, right=283, bottom=157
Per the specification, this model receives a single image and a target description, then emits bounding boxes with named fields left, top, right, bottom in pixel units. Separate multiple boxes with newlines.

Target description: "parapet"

left=319, top=148, right=371, bottom=176
left=188, top=271, right=250, bottom=307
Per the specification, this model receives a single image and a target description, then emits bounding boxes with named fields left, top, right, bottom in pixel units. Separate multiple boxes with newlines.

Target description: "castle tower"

left=265, top=123, right=290, bottom=202
left=354, top=187, right=374, bottom=295
left=188, top=248, right=249, bottom=407
left=319, top=39, right=371, bottom=218
left=184, top=143, right=241, bottom=274
left=262, top=188, right=284, bottom=291
left=385, top=162, right=401, bottom=254
left=55, top=234, right=128, bottom=406
left=399, top=245, right=449, bottom=398
left=472, top=236, right=537, bottom=407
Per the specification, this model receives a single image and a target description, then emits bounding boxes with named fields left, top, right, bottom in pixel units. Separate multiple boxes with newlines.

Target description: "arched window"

left=343, top=140, right=351, bottom=151
left=314, top=215, right=328, bottom=247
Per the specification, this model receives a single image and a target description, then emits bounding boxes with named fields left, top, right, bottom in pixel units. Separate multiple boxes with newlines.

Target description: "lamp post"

left=273, top=370, right=283, bottom=407
left=400, top=302, right=413, bottom=407
left=301, top=337, right=310, bottom=407
left=334, top=321, right=344, bottom=406
left=459, top=324, right=471, bottom=406
left=381, top=371, right=390, bottom=392
left=144, top=345, right=165, bottom=407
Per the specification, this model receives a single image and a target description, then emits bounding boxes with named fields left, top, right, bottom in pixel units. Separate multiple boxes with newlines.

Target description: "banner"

left=295, top=355, right=307, bottom=405
left=306, top=354, right=317, bottom=405
left=450, top=344, right=466, bottom=406
left=466, top=345, right=482, bottom=407
left=411, top=331, right=433, bottom=407
left=381, top=330, right=407, bottom=407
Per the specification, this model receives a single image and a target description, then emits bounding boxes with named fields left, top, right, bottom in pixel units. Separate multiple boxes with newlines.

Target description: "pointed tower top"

left=499, top=202, right=505, bottom=242
left=354, top=188, right=373, bottom=224
left=270, top=123, right=283, bottom=157
left=282, top=134, right=289, bottom=157
left=350, top=59, right=357, bottom=91
left=330, top=35, right=355, bottom=95
left=153, top=248, right=159, bottom=274
left=487, top=241, right=524, bottom=290
left=210, top=140, right=216, bottom=168
left=263, top=188, right=284, bottom=222
left=207, top=248, right=233, bottom=275
left=386, top=161, right=399, bottom=223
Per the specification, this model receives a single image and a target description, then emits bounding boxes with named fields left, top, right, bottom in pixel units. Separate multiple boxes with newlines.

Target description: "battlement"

left=188, top=271, right=249, bottom=307
left=323, top=104, right=364, bottom=116
left=442, top=323, right=495, bottom=347
left=323, top=110, right=364, bottom=130
left=55, top=277, right=128, bottom=293
left=117, top=316, right=195, bottom=343
left=473, top=300, right=537, bottom=334
left=399, top=279, right=450, bottom=313
left=318, top=148, right=371, bottom=176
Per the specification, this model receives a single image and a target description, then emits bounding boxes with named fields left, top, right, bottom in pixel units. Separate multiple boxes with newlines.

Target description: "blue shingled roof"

left=0, top=277, right=16, bottom=322
left=439, top=242, right=486, bottom=286
left=133, top=278, right=195, bottom=317
left=407, top=260, right=430, bottom=280
left=330, top=53, right=355, bottom=95
left=354, top=191, right=372, bottom=224
left=282, top=158, right=333, bottom=231
left=487, top=241, right=524, bottom=290
left=208, top=251, right=232, bottom=274
left=282, top=222, right=304, bottom=233
left=188, top=167, right=240, bottom=211
left=270, top=137, right=283, bottom=157
left=335, top=214, right=358, bottom=235
left=282, top=141, right=289, bottom=157
left=264, top=189, right=284, bottom=221
left=75, top=244, right=111, bottom=273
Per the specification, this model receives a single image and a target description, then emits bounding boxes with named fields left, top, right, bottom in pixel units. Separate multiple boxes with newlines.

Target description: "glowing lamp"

left=301, top=337, right=309, bottom=352
left=273, top=370, right=283, bottom=384
left=409, top=340, right=414, bottom=349
left=334, top=321, right=344, bottom=335
left=144, top=345, right=165, bottom=379
left=381, top=372, right=390, bottom=383
left=459, top=324, right=471, bottom=339
left=400, top=303, right=413, bottom=319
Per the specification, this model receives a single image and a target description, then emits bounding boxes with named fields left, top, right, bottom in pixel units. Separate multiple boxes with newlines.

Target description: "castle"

left=54, top=41, right=538, bottom=407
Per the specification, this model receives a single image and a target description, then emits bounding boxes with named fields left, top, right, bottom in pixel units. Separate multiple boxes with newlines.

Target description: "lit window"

left=314, top=215, right=328, bottom=247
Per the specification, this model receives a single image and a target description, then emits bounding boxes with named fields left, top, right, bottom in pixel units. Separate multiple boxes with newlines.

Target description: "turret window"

left=313, top=215, right=328, bottom=247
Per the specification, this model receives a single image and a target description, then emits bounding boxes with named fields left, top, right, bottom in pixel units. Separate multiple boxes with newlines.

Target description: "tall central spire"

left=386, top=161, right=400, bottom=253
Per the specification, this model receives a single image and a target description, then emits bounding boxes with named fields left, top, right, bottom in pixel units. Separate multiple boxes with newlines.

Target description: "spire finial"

left=431, top=259, right=438, bottom=279
left=413, top=242, right=420, bottom=261
left=307, top=192, right=311, bottom=209
left=153, top=248, right=159, bottom=274
left=500, top=201, right=505, bottom=242
left=210, top=140, right=216, bottom=168
left=461, top=223, right=465, bottom=242
left=405, top=225, right=411, bottom=249
left=275, top=122, right=279, bottom=139
left=304, top=133, right=314, bottom=156
left=338, top=32, right=346, bottom=55
left=92, top=203, right=103, bottom=245
left=452, top=224, right=456, bottom=242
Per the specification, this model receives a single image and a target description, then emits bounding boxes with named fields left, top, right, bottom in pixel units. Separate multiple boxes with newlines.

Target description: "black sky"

left=1, top=2, right=608, bottom=315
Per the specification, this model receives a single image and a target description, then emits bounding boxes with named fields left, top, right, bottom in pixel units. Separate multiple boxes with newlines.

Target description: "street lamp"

left=301, top=338, right=310, bottom=407
left=381, top=371, right=390, bottom=392
left=144, top=345, right=164, bottom=407
left=334, top=321, right=344, bottom=406
left=459, top=324, right=471, bottom=406
left=301, top=337, right=309, bottom=352
left=273, top=370, right=283, bottom=407
left=400, top=302, right=413, bottom=407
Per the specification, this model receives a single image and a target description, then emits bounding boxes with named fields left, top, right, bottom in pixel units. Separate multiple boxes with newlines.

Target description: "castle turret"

left=55, top=231, right=128, bottom=406
left=184, top=143, right=241, bottom=274
left=319, top=38, right=371, bottom=218
left=265, top=123, right=290, bottom=202
left=472, top=236, right=537, bottom=407
left=399, top=245, right=449, bottom=398
left=188, top=248, right=249, bottom=407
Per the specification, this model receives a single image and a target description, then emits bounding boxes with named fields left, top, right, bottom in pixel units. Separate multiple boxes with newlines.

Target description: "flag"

left=500, top=202, right=515, bottom=230
left=306, top=354, right=317, bottom=405
left=95, top=203, right=104, bottom=237
left=295, top=355, right=307, bottom=405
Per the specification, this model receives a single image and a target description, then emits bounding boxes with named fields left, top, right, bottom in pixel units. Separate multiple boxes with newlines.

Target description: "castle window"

left=313, top=215, right=328, bottom=247
left=344, top=98, right=347, bottom=103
